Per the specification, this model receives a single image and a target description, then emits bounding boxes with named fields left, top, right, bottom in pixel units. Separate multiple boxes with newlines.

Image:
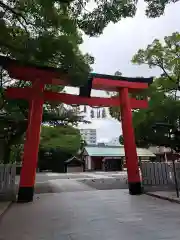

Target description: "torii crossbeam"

left=0, top=56, right=153, bottom=202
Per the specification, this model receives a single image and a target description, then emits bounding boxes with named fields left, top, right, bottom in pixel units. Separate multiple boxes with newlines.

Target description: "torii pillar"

left=120, top=88, right=142, bottom=194
left=18, top=80, right=44, bottom=202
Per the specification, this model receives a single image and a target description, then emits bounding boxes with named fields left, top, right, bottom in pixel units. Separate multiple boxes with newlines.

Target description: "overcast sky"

left=66, top=0, right=180, bottom=142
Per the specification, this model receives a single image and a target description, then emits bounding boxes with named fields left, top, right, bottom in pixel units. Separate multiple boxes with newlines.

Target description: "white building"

left=80, top=128, right=97, bottom=145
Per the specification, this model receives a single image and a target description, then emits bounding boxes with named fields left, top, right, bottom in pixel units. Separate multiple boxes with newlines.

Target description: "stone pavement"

left=15, top=171, right=128, bottom=184
left=0, top=189, right=180, bottom=240
left=15, top=171, right=129, bottom=194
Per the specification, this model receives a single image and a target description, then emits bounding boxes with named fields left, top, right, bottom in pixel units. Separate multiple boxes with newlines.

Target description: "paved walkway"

left=15, top=171, right=128, bottom=184
left=0, top=202, right=10, bottom=217
left=0, top=189, right=180, bottom=240
left=15, top=172, right=128, bottom=194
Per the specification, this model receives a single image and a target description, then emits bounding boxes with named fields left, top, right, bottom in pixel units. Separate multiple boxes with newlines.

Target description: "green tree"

left=40, top=125, right=81, bottom=154
left=0, top=0, right=178, bottom=43
left=132, top=94, right=180, bottom=148
left=72, top=0, right=179, bottom=36
left=0, top=0, right=94, bottom=163
left=0, top=1, right=94, bottom=85
left=110, top=32, right=180, bottom=149
left=132, top=32, right=180, bottom=100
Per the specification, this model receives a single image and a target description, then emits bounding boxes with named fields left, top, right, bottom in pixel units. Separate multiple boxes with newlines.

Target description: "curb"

left=0, top=202, right=12, bottom=221
left=146, top=192, right=180, bottom=204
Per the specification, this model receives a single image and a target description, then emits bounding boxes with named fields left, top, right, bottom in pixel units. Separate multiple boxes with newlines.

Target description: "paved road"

left=16, top=171, right=128, bottom=183
left=15, top=172, right=129, bottom=194
left=0, top=189, right=180, bottom=239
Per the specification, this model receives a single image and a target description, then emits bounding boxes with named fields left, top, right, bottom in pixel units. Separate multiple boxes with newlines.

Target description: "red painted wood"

left=19, top=81, right=44, bottom=189
left=119, top=88, right=141, bottom=183
left=7, top=64, right=148, bottom=92
left=8, top=65, right=68, bottom=85
left=6, top=87, right=148, bottom=109
left=44, top=92, right=148, bottom=109
left=92, top=78, right=148, bottom=91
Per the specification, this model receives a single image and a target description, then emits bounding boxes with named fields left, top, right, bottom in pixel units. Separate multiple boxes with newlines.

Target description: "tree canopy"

left=110, top=32, right=180, bottom=150
left=1, top=0, right=179, bottom=40
left=40, top=125, right=81, bottom=154
left=132, top=32, right=180, bottom=98
left=0, top=0, right=179, bottom=84
left=132, top=32, right=180, bottom=149
left=0, top=0, right=93, bottom=163
left=0, top=1, right=95, bottom=85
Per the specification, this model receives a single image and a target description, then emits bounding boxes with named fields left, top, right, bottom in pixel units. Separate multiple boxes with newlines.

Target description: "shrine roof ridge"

left=90, top=73, right=154, bottom=84
left=0, top=55, right=154, bottom=85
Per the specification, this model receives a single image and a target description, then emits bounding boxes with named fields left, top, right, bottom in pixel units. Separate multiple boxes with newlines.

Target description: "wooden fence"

left=0, top=164, right=16, bottom=201
left=141, top=162, right=180, bottom=187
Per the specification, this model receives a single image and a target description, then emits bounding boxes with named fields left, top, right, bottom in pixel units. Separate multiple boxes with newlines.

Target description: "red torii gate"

left=0, top=56, right=153, bottom=202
